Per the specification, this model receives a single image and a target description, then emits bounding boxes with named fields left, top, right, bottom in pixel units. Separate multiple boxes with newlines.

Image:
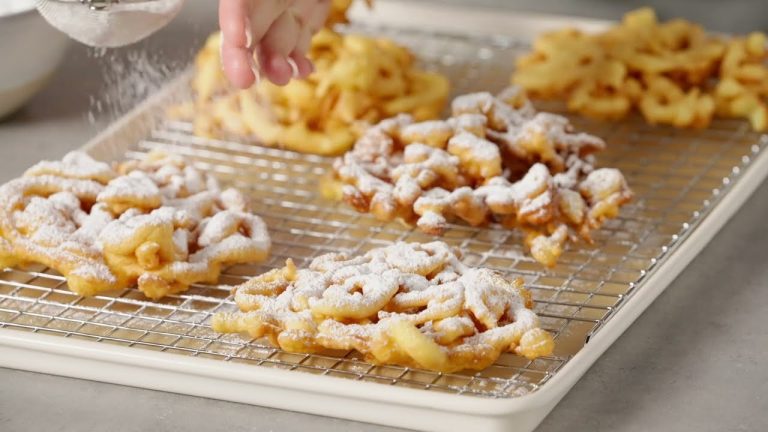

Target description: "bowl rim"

left=0, top=1, right=38, bottom=19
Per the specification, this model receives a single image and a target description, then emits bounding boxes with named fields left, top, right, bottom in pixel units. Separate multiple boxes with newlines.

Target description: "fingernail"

left=287, top=57, right=300, bottom=78
left=245, top=17, right=253, bottom=49
left=250, top=56, right=261, bottom=85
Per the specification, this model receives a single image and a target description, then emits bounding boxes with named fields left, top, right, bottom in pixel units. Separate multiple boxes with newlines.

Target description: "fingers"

left=259, top=51, right=293, bottom=86
left=290, top=0, right=319, bottom=27
left=245, top=0, right=295, bottom=44
left=289, top=53, right=314, bottom=76
left=261, top=8, right=319, bottom=84
left=219, top=0, right=256, bottom=88
left=219, top=0, right=326, bottom=88
left=219, top=0, right=249, bottom=48
left=304, top=0, right=332, bottom=33
left=222, top=42, right=258, bottom=88
left=293, top=16, right=312, bottom=55
left=290, top=0, right=331, bottom=77
left=261, top=9, right=301, bottom=57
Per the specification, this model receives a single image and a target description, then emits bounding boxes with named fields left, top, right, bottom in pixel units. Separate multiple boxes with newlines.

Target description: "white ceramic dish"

left=0, top=2, right=71, bottom=119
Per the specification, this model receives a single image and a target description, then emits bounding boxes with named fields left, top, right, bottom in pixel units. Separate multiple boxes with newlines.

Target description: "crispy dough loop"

left=0, top=151, right=271, bottom=300
left=213, top=241, right=554, bottom=373
left=170, top=7, right=450, bottom=156
left=332, top=87, right=632, bottom=267
left=513, top=7, right=768, bottom=131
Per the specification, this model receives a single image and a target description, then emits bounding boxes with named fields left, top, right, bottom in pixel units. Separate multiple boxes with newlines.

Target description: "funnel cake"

left=331, top=86, right=632, bottom=267
left=213, top=241, right=554, bottom=372
left=172, top=27, right=449, bottom=156
left=513, top=8, right=768, bottom=131
left=0, top=151, right=271, bottom=299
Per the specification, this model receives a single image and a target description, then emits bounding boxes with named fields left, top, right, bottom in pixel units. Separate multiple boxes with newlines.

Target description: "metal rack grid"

left=1, top=26, right=766, bottom=399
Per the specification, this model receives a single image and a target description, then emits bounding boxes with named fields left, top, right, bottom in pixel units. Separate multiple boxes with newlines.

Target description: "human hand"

left=219, top=0, right=331, bottom=88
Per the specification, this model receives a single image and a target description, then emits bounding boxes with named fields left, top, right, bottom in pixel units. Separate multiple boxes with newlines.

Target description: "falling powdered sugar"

left=87, top=48, right=186, bottom=123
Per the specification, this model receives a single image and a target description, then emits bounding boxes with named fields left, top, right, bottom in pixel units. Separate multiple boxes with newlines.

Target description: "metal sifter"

left=36, top=0, right=186, bottom=47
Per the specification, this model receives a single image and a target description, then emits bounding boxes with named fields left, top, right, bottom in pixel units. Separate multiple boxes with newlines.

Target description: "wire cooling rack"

left=1, top=25, right=766, bottom=400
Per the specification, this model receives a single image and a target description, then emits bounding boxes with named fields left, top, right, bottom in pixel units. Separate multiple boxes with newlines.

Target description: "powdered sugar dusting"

left=215, top=241, right=552, bottom=372
left=448, top=132, right=500, bottom=162
left=448, top=113, right=487, bottom=132
left=451, top=92, right=495, bottom=114
left=416, top=210, right=447, bottom=232
left=0, top=150, right=271, bottom=299
left=24, top=152, right=115, bottom=183
left=401, top=120, right=453, bottom=140
left=332, top=86, right=632, bottom=267
left=98, top=171, right=162, bottom=204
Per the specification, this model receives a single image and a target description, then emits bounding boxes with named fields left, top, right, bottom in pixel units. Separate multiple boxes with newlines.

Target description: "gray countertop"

left=1, top=2, right=767, bottom=431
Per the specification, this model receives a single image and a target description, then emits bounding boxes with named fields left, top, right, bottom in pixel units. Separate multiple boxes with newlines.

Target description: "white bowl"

left=0, top=3, right=71, bottom=119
